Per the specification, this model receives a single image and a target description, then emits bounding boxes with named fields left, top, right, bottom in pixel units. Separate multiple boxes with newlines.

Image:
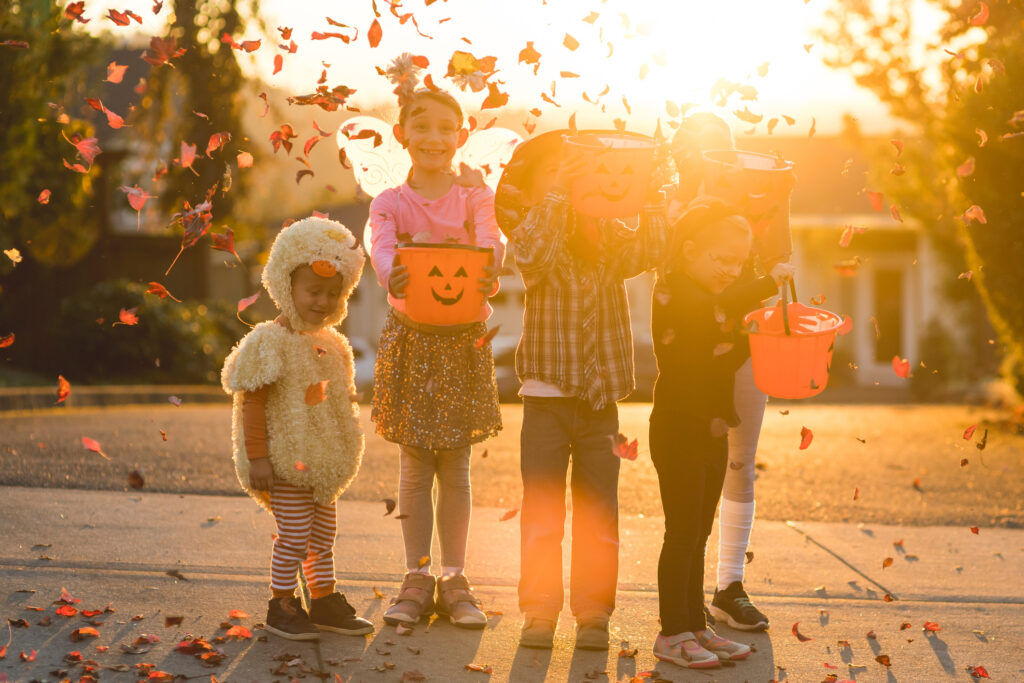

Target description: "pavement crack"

left=785, top=520, right=900, bottom=600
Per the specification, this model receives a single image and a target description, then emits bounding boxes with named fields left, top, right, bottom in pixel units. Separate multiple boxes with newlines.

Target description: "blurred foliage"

left=818, top=0, right=1024, bottom=398
left=53, top=280, right=247, bottom=384
left=0, top=0, right=104, bottom=269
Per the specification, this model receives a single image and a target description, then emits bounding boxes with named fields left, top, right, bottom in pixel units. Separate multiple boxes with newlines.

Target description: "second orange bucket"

left=397, top=243, right=492, bottom=326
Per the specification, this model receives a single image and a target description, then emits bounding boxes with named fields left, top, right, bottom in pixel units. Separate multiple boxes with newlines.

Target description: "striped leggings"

left=269, top=481, right=337, bottom=598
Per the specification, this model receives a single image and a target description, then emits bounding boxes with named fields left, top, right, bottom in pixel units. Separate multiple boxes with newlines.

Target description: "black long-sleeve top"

left=650, top=267, right=777, bottom=427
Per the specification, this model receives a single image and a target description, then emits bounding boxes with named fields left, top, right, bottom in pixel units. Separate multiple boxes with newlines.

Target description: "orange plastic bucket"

left=565, top=132, right=656, bottom=218
left=397, top=243, right=492, bottom=326
left=745, top=284, right=852, bottom=399
left=703, top=149, right=794, bottom=264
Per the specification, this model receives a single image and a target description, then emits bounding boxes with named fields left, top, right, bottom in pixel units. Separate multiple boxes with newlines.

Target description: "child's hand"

left=710, top=417, right=730, bottom=438
left=454, top=162, right=485, bottom=188
left=769, top=262, right=796, bottom=285
left=249, top=458, right=274, bottom=491
left=389, top=254, right=409, bottom=298
left=477, top=264, right=500, bottom=295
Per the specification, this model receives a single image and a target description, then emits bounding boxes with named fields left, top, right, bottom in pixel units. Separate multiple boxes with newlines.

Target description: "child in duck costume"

left=221, top=216, right=373, bottom=641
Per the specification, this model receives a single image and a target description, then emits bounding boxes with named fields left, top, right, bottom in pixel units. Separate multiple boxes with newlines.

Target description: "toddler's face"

left=291, top=265, right=345, bottom=325
left=397, top=99, right=464, bottom=174
left=684, top=229, right=751, bottom=295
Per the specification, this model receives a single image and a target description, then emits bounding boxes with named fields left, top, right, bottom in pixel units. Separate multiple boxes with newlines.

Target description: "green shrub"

left=52, top=279, right=247, bottom=384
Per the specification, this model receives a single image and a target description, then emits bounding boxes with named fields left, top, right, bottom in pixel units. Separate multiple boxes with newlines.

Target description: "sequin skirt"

left=372, top=309, right=502, bottom=449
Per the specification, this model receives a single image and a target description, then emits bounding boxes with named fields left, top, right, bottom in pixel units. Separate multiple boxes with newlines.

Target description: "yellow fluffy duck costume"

left=221, top=216, right=365, bottom=510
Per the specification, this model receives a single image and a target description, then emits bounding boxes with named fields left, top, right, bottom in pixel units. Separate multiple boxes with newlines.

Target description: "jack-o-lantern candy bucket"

left=396, top=243, right=492, bottom=326
left=565, top=132, right=656, bottom=218
left=702, top=149, right=795, bottom=264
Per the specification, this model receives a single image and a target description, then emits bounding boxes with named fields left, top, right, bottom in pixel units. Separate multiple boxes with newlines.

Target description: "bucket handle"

left=779, top=278, right=798, bottom=336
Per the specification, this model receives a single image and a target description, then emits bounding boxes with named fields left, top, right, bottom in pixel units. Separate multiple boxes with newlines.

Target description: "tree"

left=817, top=0, right=1024, bottom=397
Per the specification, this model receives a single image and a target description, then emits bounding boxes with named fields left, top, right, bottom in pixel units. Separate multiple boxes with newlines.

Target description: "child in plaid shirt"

left=495, top=130, right=667, bottom=651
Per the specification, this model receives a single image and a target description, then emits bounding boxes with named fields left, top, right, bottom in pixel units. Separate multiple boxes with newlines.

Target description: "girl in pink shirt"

left=368, top=89, right=503, bottom=630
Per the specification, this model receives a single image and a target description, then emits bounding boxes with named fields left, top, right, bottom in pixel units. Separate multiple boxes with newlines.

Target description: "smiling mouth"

left=431, top=289, right=464, bottom=306
left=585, top=187, right=630, bottom=202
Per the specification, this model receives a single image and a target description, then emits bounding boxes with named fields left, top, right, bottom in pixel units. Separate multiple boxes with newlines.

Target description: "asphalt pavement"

left=2, top=486, right=1022, bottom=682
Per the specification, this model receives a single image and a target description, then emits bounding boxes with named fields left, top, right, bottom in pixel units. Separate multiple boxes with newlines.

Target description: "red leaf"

left=890, top=139, right=904, bottom=157
left=411, top=54, right=429, bottom=68
left=882, top=557, right=894, bottom=569
left=63, top=132, right=102, bottom=165
left=305, top=380, right=329, bottom=405
left=142, top=36, right=186, bottom=67
left=890, top=205, right=903, bottom=223
left=65, top=1, right=89, bottom=23
left=57, top=375, right=71, bottom=404
left=0, top=333, right=13, bottom=348
left=237, top=151, right=254, bottom=168
left=58, top=587, right=81, bottom=604
left=180, top=141, right=198, bottom=174
left=962, top=205, right=987, bottom=224
left=206, top=132, right=231, bottom=157
left=118, top=185, right=154, bottom=230
left=892, top=356, right=910, bottom=378
left=237, top=291, right=260, bottom=313
left=19, top=649, right=36, bottom=662
left=56, top=604, right=78, bottom=617
left=866, top=190, right=884, bottom=211
left=799, top=426, right=813, bottom=450
left=106, top=61, right=128, bottom=83
left=225, top=625, right=252, bottom=639
left=956, top=156, right=975, bottom=178
left=970, top=526, right=979, bottom=534
left=117, top=308, right=139, bottom=326
left=465, top=664, right=493, bottom=674
left=963, top=424, right=977, bottom=440
left=228, top=609, right=249, bottom=619
left=923, top=621, right=941, bottom=632
left=480, top=82, right=509, bottom=110
left=210, top=229, right=241, bottom=263
left=876, top=654, right=892, bottom=667
left=969, top=1, right=989, bottom=25
left=368, top=19, right=382, bottom=47
left=792, top=622, right=813, bottom=641
left=968, top=665, right=990, bottom=678
left=70, top=627, right=100, bottom=641
left=273, top=54, right=283, bottom=75
left=82, top=437, right=110, bottom=460
left=37, top=188, right=51, bottom=204
left=612, top=433, right=639, bottom=461
left=499, top=508, right=519, bottom=522
left=270, top=124, right=297, bottom=154
left=475, top=325, right=500, bottom=349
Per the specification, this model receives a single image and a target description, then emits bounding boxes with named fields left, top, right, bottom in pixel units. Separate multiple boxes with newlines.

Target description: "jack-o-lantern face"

left=583, top=157, right=635, bottom=204
left=428, top=264, right=468, bottom=306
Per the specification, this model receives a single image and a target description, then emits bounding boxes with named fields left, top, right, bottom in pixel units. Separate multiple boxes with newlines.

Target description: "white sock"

left=411, top=564, right=431, bottom=575
left=717, top=499, right=756, bottom=589
left=441, top=566, right=463, bottom=577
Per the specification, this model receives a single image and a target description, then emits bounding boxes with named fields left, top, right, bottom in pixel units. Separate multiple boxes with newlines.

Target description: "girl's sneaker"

left=710, top=581, right=769, bottom=631
left=383, top=572, right=436, bottom=625
left=265, top=596, right=320, bottom=641
left=309, top=592, right=374, bottom=636
left=652, top=632, right=721, bottom=669
left=435, top=575, right=487, bottom=629
left=695, top=627, right=752, bottom=661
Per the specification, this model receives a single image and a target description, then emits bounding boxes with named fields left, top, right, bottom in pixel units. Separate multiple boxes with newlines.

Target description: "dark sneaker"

left=383, top=573, right=436, bottom=625
left=710, top=581, right=769, bottom=632
left=266, top=596, right=320, bottom=641
left=435, top=575, right=487, bottom=629
left=309, top=592, right=374, bottom=636
left=519, top=615, right=556, bottom=649
left=574, top=617, right=610, bottom=651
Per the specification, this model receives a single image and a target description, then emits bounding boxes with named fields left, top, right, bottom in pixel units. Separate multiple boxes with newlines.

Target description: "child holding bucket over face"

left=670, top=112, right=796, bottom=632
left=649, top=200, right=793, bottom=668
left=367, top=88, right=503, bottom=629
left=494, top=130, right=668, bottom=651
left=221, top=216, right=374, bottom=641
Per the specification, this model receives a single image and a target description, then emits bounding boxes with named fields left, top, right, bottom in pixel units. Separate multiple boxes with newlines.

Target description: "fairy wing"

left=337, top=116, right=411, bottom=198
left=456, top=128, right=523, bottom=191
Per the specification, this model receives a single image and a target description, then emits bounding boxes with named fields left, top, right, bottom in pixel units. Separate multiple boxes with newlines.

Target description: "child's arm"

left=604, top=198, right=668, bottom=280
left=242, top=386, right=274, bottom=491
left=469, top=186, right=505, bottom=296
left=368, top=190, right=401, bottom=291
left=508, top=190, right=573, bottom=286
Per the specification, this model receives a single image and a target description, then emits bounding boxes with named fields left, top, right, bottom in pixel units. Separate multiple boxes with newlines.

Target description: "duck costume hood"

left=262, top=216, right=365, bottom=332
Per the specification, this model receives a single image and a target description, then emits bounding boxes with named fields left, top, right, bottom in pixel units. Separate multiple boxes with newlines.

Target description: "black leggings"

left=649, top=413, right=728, bottom=635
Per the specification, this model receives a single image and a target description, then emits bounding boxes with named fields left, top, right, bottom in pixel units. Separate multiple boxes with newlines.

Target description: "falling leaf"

left=892, top=356, right=910, bottom=378
left=563, top=34, right=579, bottom=51
left=612, top=433, right=639, bottom=460
left=106, top=61, right=128, bottom=83
left=733, top=106, right=763, bottom=124
left=37, top=188, right=51, bottom=204
left=146, top=282, right=181, bottom=303
left=305, top=380, right=329, bottom=406
left=866, top=190, right=884, bottom=211
left=418, top=555, right=430, bottom=568
left=81, top=437, right=110, bottom=460
left=114, top=308, right=139, bottom=326
left=839, top=224, right=866, bottom=248
left=56, top=375, right=71, bottom=404
left=963, top=424, right=977, bottom=440
left=956, top=156, right=975, bottom=178
left=480, top=82, right=509, bottom=110
left=118, top=185, right=155, bottom=230
left=808, top=116, right=816, bottom=138
left=890, top=139, right=904, bottom=157
left=810, top=294, right=827, bottom=305
left=499, top=508, right=519, bottom=522
left=969, top=1, right=989, bottom=25
left=210, top=229, right=242, bottom=264
left=237, top=291, right=260, bottom=313
left=913, top=477, right=923, bottom=491
left=65, top=1, right=89, bottom=23
left=475, top=325, right=500, bottom=349
left=890, top=205, right=903, bottom=223
left=382, top=498, right=396, bottom=516
left=962, top=205, right=987, bottom=224
left=959, top=270, right=973, bottom=281
left=799, top=426, right=813, bottom=450
left=142, top=36, right=186, bottom=68
left=368, top=19, right=382, bottom=47
left=792, top=622, right=812, bottom=642
left=976, top=128, right=988, bottom=147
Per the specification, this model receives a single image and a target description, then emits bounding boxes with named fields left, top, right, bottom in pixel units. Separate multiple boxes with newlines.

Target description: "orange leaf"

left=866, top=190, right=884, bottom=211
left=499, top=508, right=519, bottom=522
left=924, top=621, right=941, bottom=632
left=956, top=156, right=975, bottom=178
left=305, top=380, right=329, bottom=406
left=892, top=356, right=910, bottom=378
left=146, top=282, right=181, bottom=302
left=81, top=437, right=110, bottom=460
left=106, top=61, right=128, bottom=83
left=799, top=426, right=813, bottom=450
left=475, top=325, right=500, bottom=349
left=963, top=424, right=977, bottom=440
left=115, top=308, right=139, bottom=326
left=0, top=332, right=13, bottom=348
left=792, top=622, right=812, bottom=642
left=969, top=1, right=989, bottom=25
left=882, top=557, right=894, bottom=569
left=962, top=205, right=986, bottom=224
left=237, top=292, right=260, bottom=313
left=237, top=151, right=254, bottom=168
left=612, top=433, right=639, bottom=460
left=970, top=526, right=979, bottom=534
left=70, top=627, right=100, bottom=641
left=56, top=605, right=78, bottom=617
left=225, top=625, right=252, bottom=639
left=368, top=19, right=382, bottom=47
left=57, top=375, right=71, bottom=404
left=37, top=188, right=51, bottom=204
left=227, top=609, right=249, bottom=619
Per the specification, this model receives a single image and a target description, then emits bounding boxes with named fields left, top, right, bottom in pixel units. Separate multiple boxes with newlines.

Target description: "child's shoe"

left=309, top=592, right=374, bottom=636
left=519, top=614, right=556, bottom=649
left=383, top=572, right=435, bottom=625
left=652, top=632, right=720, bottom=669
left=435, top=575, right=487, bottom=629
left=574, top=616, right=610, bottom=650
left=695, top=627, right=752, bottom=661
left=265, top=596, right=320, bottom=641
left=710, top=581, right=769, bottom=631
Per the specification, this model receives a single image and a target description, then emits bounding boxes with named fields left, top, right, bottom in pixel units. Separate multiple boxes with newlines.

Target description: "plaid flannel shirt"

left=509, top=190, right=667, bottom=410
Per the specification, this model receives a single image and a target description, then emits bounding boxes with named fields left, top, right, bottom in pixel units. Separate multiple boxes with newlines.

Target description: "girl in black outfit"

left=649, top=200, right=793, bottom=669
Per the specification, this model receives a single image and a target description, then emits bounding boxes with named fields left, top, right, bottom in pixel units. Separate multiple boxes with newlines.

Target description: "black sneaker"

left=710, top=581, right=769, bottom=632
left=266, top=596, right=320, bottom=641
left=309, top=592, right=374, bottom=636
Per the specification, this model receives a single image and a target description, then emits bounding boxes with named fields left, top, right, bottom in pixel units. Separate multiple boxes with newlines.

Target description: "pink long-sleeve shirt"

left=368, top=182, right=505, bottom=322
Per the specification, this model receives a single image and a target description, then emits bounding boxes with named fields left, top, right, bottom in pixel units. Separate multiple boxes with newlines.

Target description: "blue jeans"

left=518, top=396, right=620, bottom=619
